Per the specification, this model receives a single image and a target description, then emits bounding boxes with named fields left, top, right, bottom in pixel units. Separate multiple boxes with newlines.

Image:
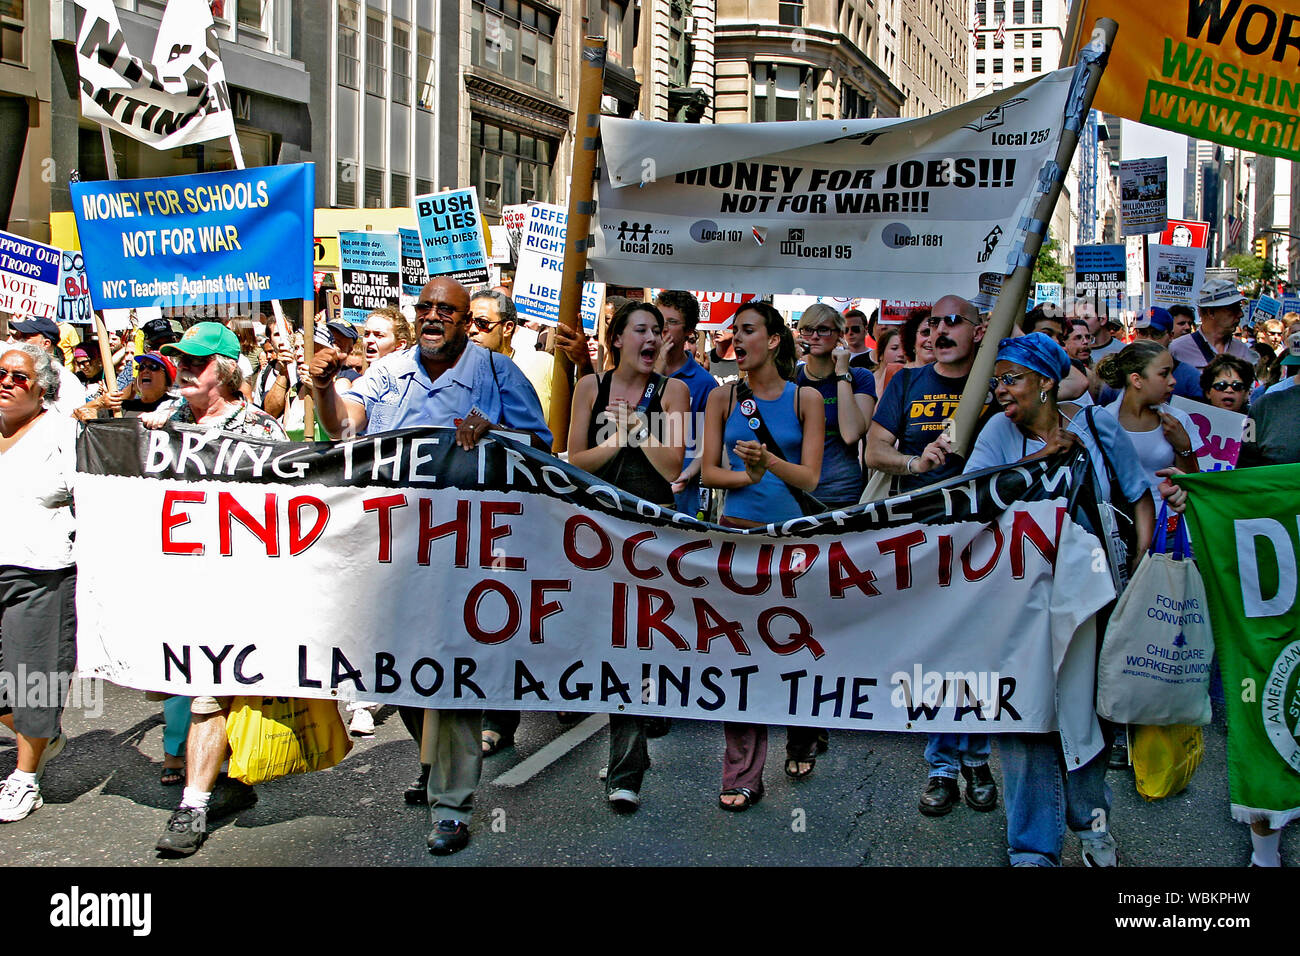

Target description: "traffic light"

left=1254, top=236, right=1269, bottom=258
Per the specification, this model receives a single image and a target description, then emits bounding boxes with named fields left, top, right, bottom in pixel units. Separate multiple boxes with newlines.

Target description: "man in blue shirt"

left=308, top=276, right=551, bottom=856
left=654, top=290, right=717, bottom=516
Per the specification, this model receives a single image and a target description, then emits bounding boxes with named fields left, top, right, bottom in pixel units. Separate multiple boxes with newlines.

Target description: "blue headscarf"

left=997, top=332, right=1071, bottom=383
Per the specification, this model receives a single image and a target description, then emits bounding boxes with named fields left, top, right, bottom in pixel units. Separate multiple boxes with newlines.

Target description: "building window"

left=840, top=84, right=873, bottom=119
left=1031, top=56, right=1042, bottom=71
left=975, top=59, right=985, bottom=74
left=470, top=116, right=555, bottom=216
left=392, top=22, right=411, bottom=105
left=1013, top=0, right=1024, bottom=24
left=416, top=178, right=434, bottom=198
left=779, top=0, right=804, bottom=27
left=975, top=0, right=986, bottom=22
left=338, top=1, right=359, bottom=90
left=364, top=166, right=384, bottom=208
left=1013, top=57, right=1024, bottom=72
left=1014, top=33, right=1024, bottom=48
left=1031, top=32, right=1042, bottom=47
left=975, top=34, right=985, bottom=49
left=0, top=0, right=23, bottom=64
left=390, top=172, right=410, bottom=208
left=994, top=37, right=1003, bottom=48
left=234, top=0, right=290, bottom=55
left=336, top=161, right=358, bottom=207
left=753, top=63, right=819, bottom=122
left=993, top=0, right=1004, bottom=19
left=365, top=14, right=385, bottom=96
left=1032, top=0, right=1042, bottom=23
left=471, top=0, right=557, bottom=94
left=417, top=28, right=435, bottom=110
left=992, top=58, right=1003, bottom=72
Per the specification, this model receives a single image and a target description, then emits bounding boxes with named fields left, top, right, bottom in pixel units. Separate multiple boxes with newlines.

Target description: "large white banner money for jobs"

left=591, top=68, right=1077, bottom=299
left=74, top=422, right=1115, bottom=759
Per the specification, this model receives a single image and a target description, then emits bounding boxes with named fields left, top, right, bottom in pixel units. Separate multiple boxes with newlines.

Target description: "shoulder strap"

left=1191, top=331, right=1217, bottom=364
left=1083, top=404, right=1119, bottom=485
left=793, top=380, right=803, bottom=426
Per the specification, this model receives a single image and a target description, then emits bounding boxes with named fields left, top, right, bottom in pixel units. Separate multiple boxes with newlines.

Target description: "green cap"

left=160, top=321, right=241, bottom=360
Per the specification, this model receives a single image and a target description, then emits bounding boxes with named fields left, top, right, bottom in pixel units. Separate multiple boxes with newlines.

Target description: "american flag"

left=995, top=19, right=1006, bottom=44
left=970, top=5, right=981, bottom=33
left=1227, top=214, right=1243, bottom=246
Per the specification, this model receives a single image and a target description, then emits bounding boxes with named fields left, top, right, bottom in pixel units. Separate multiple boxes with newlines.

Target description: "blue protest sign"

left=1254, top=294, right=1282, bottom=321
left=0, top=230, right=61, bottom=319
left=1074, top=243, right=1126, bottom=313
left=399, top=228, right=428, bottom=297
left=70, top=163, right=314, bottom=310
left=414, top=188, right=489, bottom=286
left=339, top=231, right=401, bottom=325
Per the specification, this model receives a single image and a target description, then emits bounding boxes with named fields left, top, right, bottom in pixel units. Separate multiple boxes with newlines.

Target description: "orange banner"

left=1069, top=0, right=1300, bottom=160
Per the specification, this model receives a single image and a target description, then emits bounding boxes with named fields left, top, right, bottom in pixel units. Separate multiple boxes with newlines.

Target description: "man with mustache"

left=864, top=294, right=997, bottom=819
left=307, top=276, right=550, bottom=857
left=149, top=322, right=287, bottom=856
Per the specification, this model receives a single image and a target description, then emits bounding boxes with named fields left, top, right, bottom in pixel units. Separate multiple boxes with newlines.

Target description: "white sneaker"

left=607, top=788, right=640, bottom=809
left=598, top=766, right=608, bottom=780
left=35, top=732, right=66, bottom=779
left=349, top=707, right=375, bottom=737
left=0, top=775, right=42, bottom=822
left=1080, top=831, right=1119, bottom=867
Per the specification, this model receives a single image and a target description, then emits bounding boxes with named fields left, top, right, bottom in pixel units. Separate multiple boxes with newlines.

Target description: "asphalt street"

left=0, top=681, right=1289, bottom=868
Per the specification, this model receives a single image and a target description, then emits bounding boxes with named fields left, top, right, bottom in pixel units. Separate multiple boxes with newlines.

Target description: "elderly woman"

left=0, top=344, right=77, bottom=821
left=74, top=350, right=177, bottom=422
left=965, top=333, right=1156, bottom=867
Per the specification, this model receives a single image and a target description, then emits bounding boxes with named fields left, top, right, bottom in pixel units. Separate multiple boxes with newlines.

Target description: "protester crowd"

left=1, top=275, right=1296, bottom=867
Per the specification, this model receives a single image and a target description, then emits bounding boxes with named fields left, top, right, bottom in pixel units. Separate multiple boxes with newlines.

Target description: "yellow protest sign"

left=1068, top=0, right=1300, bottom=160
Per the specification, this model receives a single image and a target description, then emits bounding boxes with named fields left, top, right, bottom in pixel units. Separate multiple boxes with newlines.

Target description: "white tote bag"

left=1096, top=509, right=1213, bottom=726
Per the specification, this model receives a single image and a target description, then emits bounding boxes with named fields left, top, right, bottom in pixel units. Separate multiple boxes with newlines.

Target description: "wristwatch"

left=835, top=372, right=853, bottom=383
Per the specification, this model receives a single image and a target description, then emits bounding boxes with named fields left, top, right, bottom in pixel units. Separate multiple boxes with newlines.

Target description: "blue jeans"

left=924, top=733, right=991, bottom=778
left=998, top=725, right=1113, bottom=866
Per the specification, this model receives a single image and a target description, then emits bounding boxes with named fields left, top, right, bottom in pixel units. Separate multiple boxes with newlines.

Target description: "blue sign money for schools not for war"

left=70, top=163, right=314, bottom=310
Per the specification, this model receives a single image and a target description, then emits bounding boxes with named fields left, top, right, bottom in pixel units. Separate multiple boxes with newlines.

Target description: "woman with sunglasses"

left=0, top=344, right=78, bottom=821
left=1200, top=354, right=1254, bottom=414
left=700, top=301, right=824, bottom=811
left=568, top=301, right=690, bottom=813
left=965, top=333, right=1155, bottom=866
left=1097, top=342, right=1202, bottom=507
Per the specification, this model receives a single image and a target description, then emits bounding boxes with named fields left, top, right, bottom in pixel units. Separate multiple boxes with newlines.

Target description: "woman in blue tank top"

left=700, top=301, right=824, bottom=812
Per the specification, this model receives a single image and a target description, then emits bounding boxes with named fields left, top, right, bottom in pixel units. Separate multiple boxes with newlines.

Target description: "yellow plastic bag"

left=1131, top=723, right=1204, bottom=801
left=226, top=696, right=352, bottom=785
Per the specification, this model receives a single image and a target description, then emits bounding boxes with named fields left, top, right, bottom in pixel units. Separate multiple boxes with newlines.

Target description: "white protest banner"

left=1119, top=157, right=1168, bottom=236
left=414, top=188, right=490, bottom=285
left=339, top=231, right=402, bottom=324
left=514, top=203, right=602, bottom=326
left=73, top=0, right=234, bottom=150
left=501, top=204, right=529, bottom=262
left=592, top=69, right=1075, bottom=298
left=1149, top=243, right=1207, bottom=309
left=1125, top=235, right=1145, bottom=300
left=74, top=422, right=1113, bottom=749
left=0, top=230, right=61, bottom=320
left=1171, top=396, right=1246, bottom=473
left=488, top=225, right=512, bottom=265
left=56, top=248, right=92, bottom=325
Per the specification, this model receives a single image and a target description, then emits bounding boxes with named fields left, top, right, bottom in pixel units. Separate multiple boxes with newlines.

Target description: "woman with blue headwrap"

left=964, top=332, right=1156, bottom=868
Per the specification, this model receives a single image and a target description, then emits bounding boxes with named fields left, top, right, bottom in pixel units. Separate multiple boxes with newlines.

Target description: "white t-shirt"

left=53, top=362, right=87, bottom=417
left=0, top=411, right=78, bottom=570
left=1102, top=398, right=1203, bottom=506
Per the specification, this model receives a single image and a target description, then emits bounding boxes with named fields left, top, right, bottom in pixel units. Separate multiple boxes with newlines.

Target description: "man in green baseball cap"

left=159, top=321, right=242, bottom=360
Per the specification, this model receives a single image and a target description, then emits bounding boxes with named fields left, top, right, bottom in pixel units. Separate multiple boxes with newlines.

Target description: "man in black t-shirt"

left=864, top=294, right=998, bottom=818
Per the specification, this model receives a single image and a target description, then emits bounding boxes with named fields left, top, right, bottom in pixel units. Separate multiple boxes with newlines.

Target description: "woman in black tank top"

left=567, top=301, right=690, bottom=813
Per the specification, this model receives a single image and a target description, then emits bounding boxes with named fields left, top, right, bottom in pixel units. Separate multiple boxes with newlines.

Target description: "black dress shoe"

left=404, top=765, right=430, bottom=806
left=427, top=819, right=470, bottom=855
left=961, top=764, right=998, bottom=811
left=918, top=775, right=960, bottom=816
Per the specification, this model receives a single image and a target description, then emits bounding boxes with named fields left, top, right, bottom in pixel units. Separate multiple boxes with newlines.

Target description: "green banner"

left=1177, top=465, right=1300, bottom=829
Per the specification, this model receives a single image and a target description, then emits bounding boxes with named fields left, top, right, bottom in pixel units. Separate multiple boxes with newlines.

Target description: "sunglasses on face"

left=845, top=325, right=864, bottom=334
left=470, top=316, right=502, bottom=333
left=926, top=314, right=974, bottom=329
left=0, top=368, right=32, bottom=387
left=989, top=371, right=1030, bottom=389
left=1210, top=380, right=1246, bottom=392
left=800, top=326, right=838, bottom=338
left=415, top=301, right=461, bottom=319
